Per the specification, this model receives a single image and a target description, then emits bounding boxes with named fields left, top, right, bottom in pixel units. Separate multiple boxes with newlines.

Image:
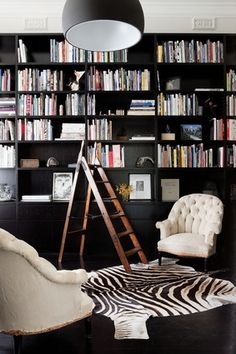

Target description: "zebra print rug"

left=82, top=261, right=236, bottom=340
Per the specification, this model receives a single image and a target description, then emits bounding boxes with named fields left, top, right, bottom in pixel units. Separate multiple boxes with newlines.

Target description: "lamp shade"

left=62, top=0, right=144, bottom=51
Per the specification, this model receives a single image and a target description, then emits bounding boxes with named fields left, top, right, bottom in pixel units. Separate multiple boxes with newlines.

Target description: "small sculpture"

left=136, top=156, right=154, bottom=167
left=46, top=157, right=59, bottom=167
left=68, top=70, right=85, bottom=91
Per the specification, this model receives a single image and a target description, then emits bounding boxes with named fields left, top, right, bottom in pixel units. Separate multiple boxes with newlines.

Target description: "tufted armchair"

left=155, top=194, right=224, bottom=271
left=0, top=228, right=94, bottom=354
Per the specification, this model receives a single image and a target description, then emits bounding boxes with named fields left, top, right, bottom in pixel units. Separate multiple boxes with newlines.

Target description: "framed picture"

left=129, top=174, right=151, bottom=200
left=52, top=172, right=73, bottom=201
left=180, top=124, right=202, bottom=141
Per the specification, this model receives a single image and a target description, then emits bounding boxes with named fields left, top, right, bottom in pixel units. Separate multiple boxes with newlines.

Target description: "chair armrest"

left=204, top=221, right=222, bottom=246
left=155, top=219, right=173, bottom=239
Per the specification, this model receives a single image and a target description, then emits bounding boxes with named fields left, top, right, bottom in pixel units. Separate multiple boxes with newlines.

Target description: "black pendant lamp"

left=62, top=0, right=144, bottom=51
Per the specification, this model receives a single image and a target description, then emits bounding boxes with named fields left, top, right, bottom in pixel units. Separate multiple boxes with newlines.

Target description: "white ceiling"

left=0, top=0, right=236, bottom=34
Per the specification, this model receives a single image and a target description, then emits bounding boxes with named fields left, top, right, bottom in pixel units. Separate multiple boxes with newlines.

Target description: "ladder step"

left=117, top=230, right=133, bottom=237
left=68, top=228, right=86, bottom=235
left=125, top=247, right=142, bottom=257
left=102, top=196, right=117, bottom=202
left=95, top=180, right=109, bottom=184
left=110, top=211, right=125, bottom=219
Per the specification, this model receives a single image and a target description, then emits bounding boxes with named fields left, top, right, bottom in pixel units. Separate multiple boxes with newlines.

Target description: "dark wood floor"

left=1, top=250, right=236, bottom=354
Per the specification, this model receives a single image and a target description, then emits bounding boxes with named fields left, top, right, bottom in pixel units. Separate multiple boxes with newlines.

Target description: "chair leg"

left=158, top=251, right=162, bottom=266
left=13, top=335, right=22, bottom=354
left=85, top=316, right=92, bottom=354
left=204, top=258, right=208, bottom=272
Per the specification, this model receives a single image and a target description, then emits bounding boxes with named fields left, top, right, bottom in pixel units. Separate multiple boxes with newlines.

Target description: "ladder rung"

left=95, top=180, right=109, bottom=184
left=68, top=228, right=86, bottom=235
left=102, top=196, right=117, bottom=202
left=117, top=230, right=133, bottom=237
left=110, top=211, right=125, bottom=219
left=125, top=247, right=142, bottom=257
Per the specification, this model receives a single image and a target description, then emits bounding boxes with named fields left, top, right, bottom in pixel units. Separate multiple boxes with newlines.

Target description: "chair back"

left=167, top=193, right=224, bottom=236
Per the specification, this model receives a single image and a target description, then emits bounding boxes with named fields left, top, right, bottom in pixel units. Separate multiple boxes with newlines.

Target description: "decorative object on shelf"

left=68, top=70, right=85, bottom=91
left=0, top=184, right=13, bottom=201
left=116, top=183, right=134, bottom=202
left=161, top=124, right=175, bottom=141
left=20, top=159, right=40, bottom=168
left=161, top=179, right=179, bottom=201
left=135, top=156, right=154, bottom=167
left=46, top=157, right=59, bottom=168
left=165, top=76, right=181, bottom=91
left=62, top=0, right=144, bottom=51
left=129, top=174, right=151, bottom=200
left=203, top=98, right=218, bottom=117
left=52, top=172, right=73, bottom=201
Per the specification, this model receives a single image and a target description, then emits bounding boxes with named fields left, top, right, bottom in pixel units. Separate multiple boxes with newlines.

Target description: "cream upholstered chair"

left=155, top=194, right=224, bottom=271
left=0, top=228, right=94, bottom=354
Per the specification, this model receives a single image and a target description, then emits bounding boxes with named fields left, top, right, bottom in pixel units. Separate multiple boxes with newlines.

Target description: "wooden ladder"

left=58, top=142, right=148, bottom=273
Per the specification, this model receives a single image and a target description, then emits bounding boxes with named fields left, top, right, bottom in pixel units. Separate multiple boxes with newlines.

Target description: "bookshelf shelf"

left=0, top=32, right=235, bottom=255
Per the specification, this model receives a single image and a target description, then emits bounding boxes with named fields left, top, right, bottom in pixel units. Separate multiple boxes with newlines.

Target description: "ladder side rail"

left=58, top=141, right=84, bottom=263
left=95, top=162, right=148, bottom=263
left=81, top=157, right=132, bottom=272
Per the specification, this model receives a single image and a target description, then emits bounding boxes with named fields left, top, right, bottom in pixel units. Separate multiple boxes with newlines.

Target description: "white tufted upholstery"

left=155, top=194, right=224, bottom=260
left=0, top=228, right=94, bottom=337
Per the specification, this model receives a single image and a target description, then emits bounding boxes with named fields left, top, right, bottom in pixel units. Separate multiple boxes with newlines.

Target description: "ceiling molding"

left=0, top=1, right=235, bottom=34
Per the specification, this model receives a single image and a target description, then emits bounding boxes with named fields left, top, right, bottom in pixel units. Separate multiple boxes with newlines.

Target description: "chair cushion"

left=157, top=233, right=216, bottom=258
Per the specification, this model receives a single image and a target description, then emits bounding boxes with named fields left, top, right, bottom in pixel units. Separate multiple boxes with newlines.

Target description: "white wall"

left=0, top=0, right=236, bottom=34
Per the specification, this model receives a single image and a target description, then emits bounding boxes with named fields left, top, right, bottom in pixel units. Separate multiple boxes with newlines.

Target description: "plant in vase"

left=116, top=183, right=134, bottom=202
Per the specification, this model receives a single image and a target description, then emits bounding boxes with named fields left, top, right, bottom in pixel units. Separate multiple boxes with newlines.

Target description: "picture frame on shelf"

left=180, top=124, right=202, bottom=141
left=129, top=173, right=151, bottom=200
left=52, top=172, right=73, bottom=201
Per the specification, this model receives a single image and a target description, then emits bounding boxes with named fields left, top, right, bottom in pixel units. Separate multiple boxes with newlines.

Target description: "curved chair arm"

left=0, top=228, right=88, bottom=285
left=203, top=221, right=222, bottom=246
left=155, top=219, right=173, bottom=239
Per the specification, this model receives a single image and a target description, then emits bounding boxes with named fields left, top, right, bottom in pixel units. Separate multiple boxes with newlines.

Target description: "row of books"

left=87, top=143, right=125, bottom=168
left=17, top=93, right=86, bottom=116
left=18, top=39, right=28, bottom=63
left=87, top=118, right=113, bottom=140
left=226, top=69, right=236, bottom=92
left=227, top=145, right=236, bottom=167
left=157, top=92, right=202, bottom=116
left=18, top=68, right=64, bottom=92
left=0, top=145, right=15, bottom=167
left=55, top=123, right=85, bottom=140
left=226, top=95, right=236, bottom=116
left=0, top=97, right=16, bottom=117
left=127, top=99, right=155, bottom=116
left=210, top=118, right=224, bottom=140
left=18, top=119, right=53, bottom=141
left=50, top=39, right=86, bottom=63
left=157, top=143, right=224, bottom=168
left=0, top=119, right=15, bottom=141
left=87, top=49, right=128, bottom=63
left=87, top=67, right=150, bottom=91
left=157, top=39, right=224, bottom=63
left=0, top=69, right=12, bottom=92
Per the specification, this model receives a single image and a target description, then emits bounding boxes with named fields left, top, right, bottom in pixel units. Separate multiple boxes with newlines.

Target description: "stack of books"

left=55, top=123, right=85, bottom=140
left=127, top=99, right=155, bottom=116
left=21, top=195, right=52, bottom=202
left=0, top=97, right=16, bottom=117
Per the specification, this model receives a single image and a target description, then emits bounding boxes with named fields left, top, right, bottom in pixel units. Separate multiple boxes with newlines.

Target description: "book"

left=22, top=195, right=52, bottom=201
left=161, top=179, right=179, bottom=201
left=130, top=134, right=155, bottom=140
